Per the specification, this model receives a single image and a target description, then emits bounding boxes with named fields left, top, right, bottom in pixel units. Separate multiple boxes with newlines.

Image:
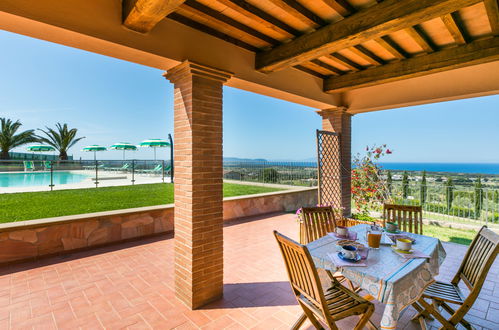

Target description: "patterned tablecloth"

left=307, top=224, right=446, bottom=330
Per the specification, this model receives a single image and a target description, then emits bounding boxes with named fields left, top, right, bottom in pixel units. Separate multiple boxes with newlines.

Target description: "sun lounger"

left=105, top=163, right=130, bottom=172
left=43, top=161, right=52, bottom=170
left=137, top=164, right=162, bottom=174
left=23, top=161, right=34, bottom=171
left=83, top=164, right=105, bottom=170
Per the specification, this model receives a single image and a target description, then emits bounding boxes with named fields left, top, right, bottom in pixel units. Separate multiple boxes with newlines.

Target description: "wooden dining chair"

left=274, top=231, right=374, bottom=330
left=383, top=203, right=423, bottom=234
left=413, top=226, right=499, bottom=329
left=299, top=206, right=338, bottom=245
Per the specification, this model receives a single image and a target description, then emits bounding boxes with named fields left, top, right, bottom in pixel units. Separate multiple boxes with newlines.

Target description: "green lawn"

left=0, top=183, right=283, bottom=223
left=422, top=224, right=477, bottom=245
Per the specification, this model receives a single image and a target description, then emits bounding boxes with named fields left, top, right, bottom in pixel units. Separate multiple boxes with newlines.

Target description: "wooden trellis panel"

left=316, top=130, right=342, bottom=209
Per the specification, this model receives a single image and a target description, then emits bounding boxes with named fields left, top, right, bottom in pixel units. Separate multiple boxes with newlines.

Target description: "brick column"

left=318, top=107, right=352, bottom=217
left=164, top=61, right=232, bottom=309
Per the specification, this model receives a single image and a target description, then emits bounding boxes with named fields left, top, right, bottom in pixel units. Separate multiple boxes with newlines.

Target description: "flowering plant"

left=351, top=144, right=392, bottom=215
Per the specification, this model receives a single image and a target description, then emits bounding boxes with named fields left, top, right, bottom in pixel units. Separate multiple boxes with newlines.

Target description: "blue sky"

left=0, top=30, right=498, bottom=162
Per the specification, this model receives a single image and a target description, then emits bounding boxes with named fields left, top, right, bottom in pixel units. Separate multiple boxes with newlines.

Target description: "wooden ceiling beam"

left=326, top=54, right=364, bottom=71
left=484, top=0, right=499, bottom=36
left=441, top=13, right=468, bottom=44
left=324, top=37, right=499, bottom=92
left=168, top=12, right=259, bottom=51
left=267, top=0, right=326, bottom=27
left=322, top=0, right=356, bottom=17
left=375, top=36, right=408, bottom=59
left=349, top=45, right=385, bottom=66
left=405, top=26, right=437, bottom=53
left=183, top=0, right=279, bottom=46
left=310, top=59, right=344, bottom=75
left=217, top=0, right=300, bottom=37
left=255, top=0, right=481, bottom=73
left=123, top=0, right=185, bottom=33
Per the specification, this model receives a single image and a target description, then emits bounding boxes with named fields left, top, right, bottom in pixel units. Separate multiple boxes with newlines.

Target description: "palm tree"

left=36, top=123, right=85, bottom=160
left=0, top=118, right=38, bottom=160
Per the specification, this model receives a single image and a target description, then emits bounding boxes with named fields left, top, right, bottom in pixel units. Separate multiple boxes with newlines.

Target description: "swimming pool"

left=0, top=171, right=90, bottom=188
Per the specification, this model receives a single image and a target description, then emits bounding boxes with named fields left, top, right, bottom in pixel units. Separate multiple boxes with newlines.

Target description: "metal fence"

left=222, top=161, right=317, bottom=187
left=0, top=159, right=172, bottom=192
left=385, top=182, right=499, bottom=225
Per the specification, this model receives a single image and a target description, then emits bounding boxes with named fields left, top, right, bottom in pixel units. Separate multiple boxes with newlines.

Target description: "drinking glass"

left=366, top=230, right=382, bottom=249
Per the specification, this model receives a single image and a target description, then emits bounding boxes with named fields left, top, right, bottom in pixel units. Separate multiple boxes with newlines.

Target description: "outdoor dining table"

left=307, top=224, right=447, bottom=330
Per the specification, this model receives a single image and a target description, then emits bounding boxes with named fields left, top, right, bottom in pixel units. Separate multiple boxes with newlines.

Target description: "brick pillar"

left=164, top=61, right=232, bottom=309
left=318, top=107, right=352, bottom=217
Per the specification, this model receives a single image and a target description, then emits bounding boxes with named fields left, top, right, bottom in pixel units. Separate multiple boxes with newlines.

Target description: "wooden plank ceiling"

left=123, top=0, right=499, bottom=93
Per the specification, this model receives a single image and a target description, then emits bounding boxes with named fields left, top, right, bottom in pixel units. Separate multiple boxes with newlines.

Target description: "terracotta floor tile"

left=1, top=213, right=497, bottom=330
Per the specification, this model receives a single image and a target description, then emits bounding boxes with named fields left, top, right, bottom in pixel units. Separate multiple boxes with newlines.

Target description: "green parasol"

left=139, top=139, right=170, bottom=161
left=26, top=145, right=56, bottom=152
left=110, top=142, right=137, bottom=160
left=82, top=145, right=107, bottom=161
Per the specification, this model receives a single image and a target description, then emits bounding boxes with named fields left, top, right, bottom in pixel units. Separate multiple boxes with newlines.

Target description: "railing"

left=384, top=182, right=499, bottom=225
left=0, top=159, right=318, bottom=192
left=0, top=159, right=172, bottom=192
left=222, top=161, right=317, bottom=187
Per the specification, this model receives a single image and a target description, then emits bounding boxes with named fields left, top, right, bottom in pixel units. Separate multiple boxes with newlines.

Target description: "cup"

left=366, top=230, right=382, bottom=249
left=341, top=245, right=358, bottom=259
left=358, top=246, right=369, bottom=260
left=336, top=226, right=348, bottom=237
left=396, top=238, right=412, bottom=251
left=386, top=222, right=398, bottom=232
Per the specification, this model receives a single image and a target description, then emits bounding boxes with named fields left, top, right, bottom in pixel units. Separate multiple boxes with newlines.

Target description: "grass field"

left=0, top=183, right=283, bottom=223
left=422, top=224, right=477, bottom=245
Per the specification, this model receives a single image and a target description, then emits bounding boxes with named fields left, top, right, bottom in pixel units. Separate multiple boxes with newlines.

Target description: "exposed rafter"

left=255, top=0, right=480, bottom=73
left=405, top=26, right=437, bottom=53
left=183, top=0, right=280, bottom=46
left=375, top=36, right=408, bottom=59
left=123, top=0, right=185, bottom=33
left=484, top=0, right=499, bottom=36
left=324, top=37, right=499, bottom=92
left=349, top=45, right=385, bottom=66
left=441, top=13, right=468, bottom=44
left=322, top=0, right=356, bottom=17
left=267, top=0, right=326, bottom=27
left=216, top=0, right=300, bottom=37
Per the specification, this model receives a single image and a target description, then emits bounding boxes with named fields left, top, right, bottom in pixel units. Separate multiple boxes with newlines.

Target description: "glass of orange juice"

left=366, top=229, right=382, bottom=249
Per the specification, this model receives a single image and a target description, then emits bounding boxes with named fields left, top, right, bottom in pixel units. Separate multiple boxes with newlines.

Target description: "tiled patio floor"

left=1, top=213, right=498, bottom=329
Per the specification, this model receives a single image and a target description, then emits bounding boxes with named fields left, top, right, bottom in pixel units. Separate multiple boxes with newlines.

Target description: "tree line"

left=388, top=170, right=496, bottom=220
left=0, top=118, right=84, bottom=160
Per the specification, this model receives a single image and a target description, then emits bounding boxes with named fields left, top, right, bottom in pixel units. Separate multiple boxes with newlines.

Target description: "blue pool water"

left=0, top=171, right=90, bottom=188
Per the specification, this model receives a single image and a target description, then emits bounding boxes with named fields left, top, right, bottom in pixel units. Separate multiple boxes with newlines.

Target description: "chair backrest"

left=299, top=206, right=337, bottom=244
left=453, top=226, right=499, bottom=291
left=383, top=204, right=423, bottom=234
left=274, top=231, right=328, bottom=313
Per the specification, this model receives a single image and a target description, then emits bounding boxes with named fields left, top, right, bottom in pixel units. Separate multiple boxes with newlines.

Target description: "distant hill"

left=223, top=157, right=267, bottom=162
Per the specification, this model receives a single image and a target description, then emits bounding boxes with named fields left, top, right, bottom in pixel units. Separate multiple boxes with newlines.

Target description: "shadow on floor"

left=201, top=281, right=298, bottom=309
left=0, top=232, right=174, bottom=276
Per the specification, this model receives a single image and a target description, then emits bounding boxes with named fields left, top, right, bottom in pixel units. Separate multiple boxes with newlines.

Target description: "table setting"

left=307, top=222, right=446, bottom=329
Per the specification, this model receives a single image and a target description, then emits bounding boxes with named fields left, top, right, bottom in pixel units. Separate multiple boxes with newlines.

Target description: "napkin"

left=394, top=249, right=431, bottom=259
left=328, top=252, right=366, bottom=267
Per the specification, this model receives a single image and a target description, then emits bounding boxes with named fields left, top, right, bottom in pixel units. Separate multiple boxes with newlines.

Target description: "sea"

left=224, top=159, right=499, bottom=175
left=377, top=163, right=499, bottom=175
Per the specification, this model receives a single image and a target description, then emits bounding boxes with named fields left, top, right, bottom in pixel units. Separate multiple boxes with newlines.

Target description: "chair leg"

left=291, top=313, right=307, bottom=330
left=440, top=302, right=473, bottom=330
left=298, top=301, right=325, bottom=330
left=417, top=298, right=455, bottom=330
left=355, top=304, right=375, bottom=330
left=411, top=302, right=434, bottom=321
